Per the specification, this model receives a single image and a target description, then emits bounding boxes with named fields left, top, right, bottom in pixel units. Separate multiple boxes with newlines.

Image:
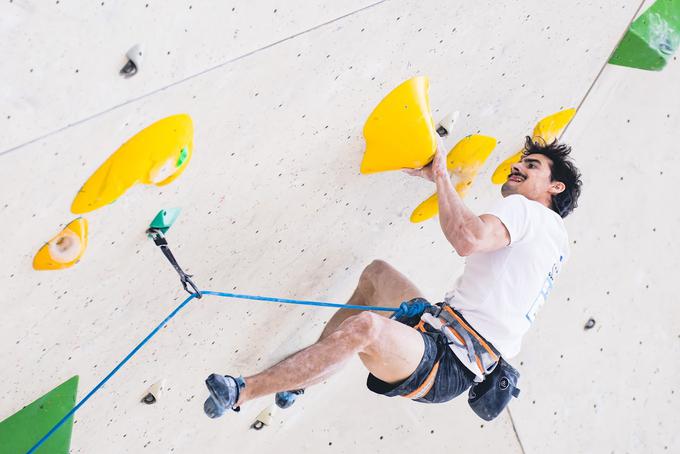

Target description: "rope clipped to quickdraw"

left=26, top=208, right=400, bottom=453
left=146, top=208, right=201, bottom=298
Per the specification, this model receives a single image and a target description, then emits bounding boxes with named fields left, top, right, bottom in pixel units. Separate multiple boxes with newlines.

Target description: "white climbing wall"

left=1, top=0, right=678, bottom=452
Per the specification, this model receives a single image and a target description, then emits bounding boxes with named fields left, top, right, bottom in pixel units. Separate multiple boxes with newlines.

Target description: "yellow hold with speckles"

left=491, top=108, right=576, bottom=184
left=33, top=218, right=88, bottom=270
left=71, top=114, right=194, bottom=214
left=361, top=77, right=437, bottom=173
left=410, top=135, right=497, bottom=223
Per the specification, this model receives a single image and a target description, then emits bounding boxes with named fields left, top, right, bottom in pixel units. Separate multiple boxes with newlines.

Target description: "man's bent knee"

left=358, top=259, right=392, bottom=292
left=336, top=311, right=383, bottom=347
left=362, top=259, right=391, bottom=279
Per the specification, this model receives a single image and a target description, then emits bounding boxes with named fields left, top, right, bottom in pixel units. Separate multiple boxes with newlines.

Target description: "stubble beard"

left=501, top=181, right=516, bottom=197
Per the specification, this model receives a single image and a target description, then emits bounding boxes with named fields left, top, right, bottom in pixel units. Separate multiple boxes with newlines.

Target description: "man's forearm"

left=434, top=173, right=485, bottom=255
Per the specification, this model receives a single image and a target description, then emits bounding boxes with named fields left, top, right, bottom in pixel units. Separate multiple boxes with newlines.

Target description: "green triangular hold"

left=149, top=208, right=181, bottom=234
left=609, top=0, right=680, bottom=71
left=0, top=376, right=79, bottom=454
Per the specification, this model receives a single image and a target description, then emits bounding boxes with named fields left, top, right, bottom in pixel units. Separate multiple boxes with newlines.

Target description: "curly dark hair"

left=522, top=136, right=582, bottom=218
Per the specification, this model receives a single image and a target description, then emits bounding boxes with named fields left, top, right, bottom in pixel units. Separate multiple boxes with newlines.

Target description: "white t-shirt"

left=444, top=194, right=570, bottom=367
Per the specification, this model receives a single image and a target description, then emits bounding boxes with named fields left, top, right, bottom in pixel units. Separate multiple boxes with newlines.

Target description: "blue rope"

left=26, top=290, right=396, bottom=453
left=200, top=290, right=396, bottom=312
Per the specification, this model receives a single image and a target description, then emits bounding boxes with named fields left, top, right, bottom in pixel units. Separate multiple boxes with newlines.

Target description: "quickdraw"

left=147, top=227, right=202, bottom=298
left=146, top=209, right=201, bottom=298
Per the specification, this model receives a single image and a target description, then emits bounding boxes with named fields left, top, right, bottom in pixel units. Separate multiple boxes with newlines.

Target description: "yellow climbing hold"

left=361, top=77, right=436, bottom=174
left=71, top=114, right=194, bottom=214
left=410, top=135, right=497, bottom=223
left=33, top=218, right=88, bottom=270
left=532, top=108, right=577, bottom=144
left=411, top=193, right=440, bottom=223
left=491, top=150, right=524, bottom=185
left=446, top=135, right=498, bottom=183
left=491, top=108, right=576, bottom=185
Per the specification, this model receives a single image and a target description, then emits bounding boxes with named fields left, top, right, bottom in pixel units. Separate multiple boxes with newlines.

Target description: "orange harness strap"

left=402, top=360, right=440, bottom=400
left=440, top=305, right=499, bottom=362
left=404, top=305, right=501, bottom=400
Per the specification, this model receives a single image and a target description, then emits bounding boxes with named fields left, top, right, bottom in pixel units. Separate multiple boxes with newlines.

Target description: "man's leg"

left=239, top=260, right=425, bottom=404
left=286, top=258, right=426, bottom=391
left=205, top=259, right=427, bottom=413
left=319, top=259, right=425, bottom=339
left=237, top=310, right=425, bottom=406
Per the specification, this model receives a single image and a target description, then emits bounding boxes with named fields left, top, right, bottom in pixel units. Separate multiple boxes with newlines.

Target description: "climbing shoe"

left=203, top=374, right=246, bottom=419
left=275, top=389, right=305, bottom=409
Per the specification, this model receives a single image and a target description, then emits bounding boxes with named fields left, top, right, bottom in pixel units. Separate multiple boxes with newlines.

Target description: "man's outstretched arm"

left=407, top=139, right=510, bottom=256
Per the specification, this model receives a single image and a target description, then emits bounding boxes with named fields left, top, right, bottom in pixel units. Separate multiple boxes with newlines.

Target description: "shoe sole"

left=205, top=374, right=233, bottom=408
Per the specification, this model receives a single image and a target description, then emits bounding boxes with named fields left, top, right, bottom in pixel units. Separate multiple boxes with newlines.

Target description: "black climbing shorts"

left=366, top=316, right=476, bottom=403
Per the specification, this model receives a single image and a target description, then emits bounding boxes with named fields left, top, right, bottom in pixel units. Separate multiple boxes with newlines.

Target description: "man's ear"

left=550, top=181, right=566, bottom=195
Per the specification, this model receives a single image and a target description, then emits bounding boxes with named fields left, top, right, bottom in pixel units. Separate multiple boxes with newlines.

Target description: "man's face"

left=501, top=154, right=563, bottom=204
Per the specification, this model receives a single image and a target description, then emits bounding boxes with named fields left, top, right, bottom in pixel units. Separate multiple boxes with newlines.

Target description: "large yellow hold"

left=491, top=108, right=576, bottom=184
left=71, top=114, right=194, bottom=214
left=33, top=218, right=88, bottom=270
left=410, top=135, right=497, bottom=223
left=361, top=77, right=436, bottom=173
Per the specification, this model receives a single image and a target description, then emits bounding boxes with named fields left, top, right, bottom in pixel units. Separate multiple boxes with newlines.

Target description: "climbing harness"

left=420, top=303, right=500, bottom=378
left=410, top=301, right=520, bottom=420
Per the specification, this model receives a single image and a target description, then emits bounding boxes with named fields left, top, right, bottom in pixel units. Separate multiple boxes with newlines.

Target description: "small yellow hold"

left=411, top=193, right=439, bottom=223
left=491, top=150, right=523, bottom=185
left=532, top=108, right=577, bottom=144
left=361, top=76, right=436, bottom=174
left=410, top=135, right=497, bottom=223
left=447, top=135, right=498, bottom=176
left=33, top=218, right=88, bottom=270
left=71, top=114, right=194, bottom=214
left=491, top=108, right=576, bottom=185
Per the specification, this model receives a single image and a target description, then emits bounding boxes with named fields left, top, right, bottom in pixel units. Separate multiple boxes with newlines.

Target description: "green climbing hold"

left=609, top=0, right=680, bottom=71
left=0, top=376, right=79, bottom=454
left=149, top=208, right=181, bottom=234
left=176, top=146, right=189, bottom=168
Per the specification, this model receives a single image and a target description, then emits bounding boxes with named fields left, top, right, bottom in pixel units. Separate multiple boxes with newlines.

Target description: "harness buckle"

left=427, top=303, right=501, bottom=378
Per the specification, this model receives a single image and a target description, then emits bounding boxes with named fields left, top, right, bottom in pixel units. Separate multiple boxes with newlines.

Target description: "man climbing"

left=203, top=136, right=582, bottom=418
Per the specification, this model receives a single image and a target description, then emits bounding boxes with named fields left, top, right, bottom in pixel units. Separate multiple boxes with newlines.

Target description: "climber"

left=203, top=136, right=582, bottom=418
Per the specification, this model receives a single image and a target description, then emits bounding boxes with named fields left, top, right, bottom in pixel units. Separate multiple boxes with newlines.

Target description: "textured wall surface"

left=2, top=0, right=678, bottom=452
